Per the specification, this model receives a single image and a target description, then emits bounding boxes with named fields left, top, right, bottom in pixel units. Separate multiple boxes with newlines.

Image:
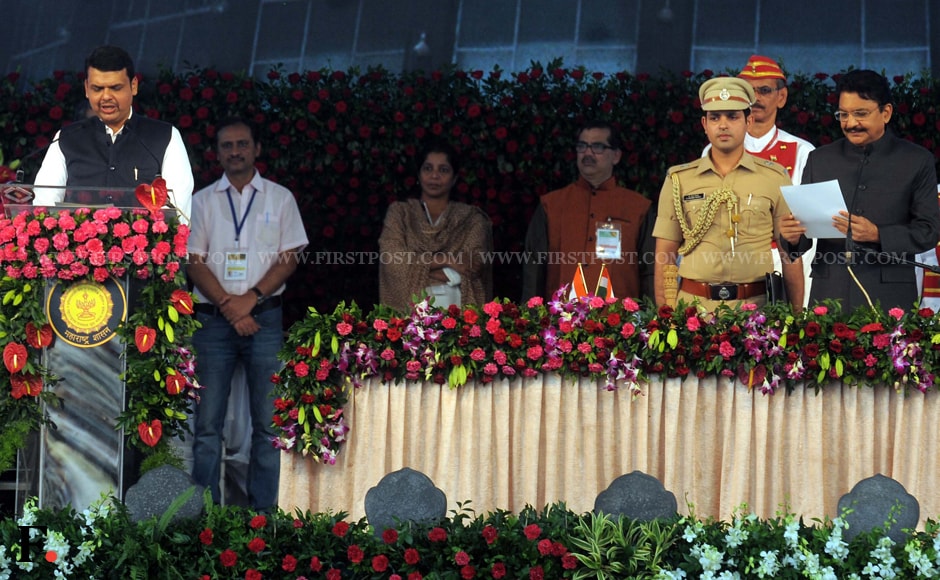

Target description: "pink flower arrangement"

left=0, top=205, right=199, bottom=463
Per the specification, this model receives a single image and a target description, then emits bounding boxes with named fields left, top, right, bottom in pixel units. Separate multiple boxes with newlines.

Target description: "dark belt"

left=194, top=295, right=283, bottom=317
left=680, top=279, right=766, bottom=301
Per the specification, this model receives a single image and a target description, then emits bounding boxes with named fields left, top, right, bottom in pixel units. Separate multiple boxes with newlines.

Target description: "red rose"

left=428, top=527, right=447, bottom=542
left=404, top=548, right=420, bottom=565
left=492, top=562, right=507, bottom=578
left=382, top=528, right=398, bottom=544
left=247, top=537, right=265, bottom=553
left=198, top=528, right=213, bottom=545
left=482, top=524, right=497, bottom=544
left=455, top=551, right=470, bottom=566
left=219, top=549, right=237, bottom=567
left=249, top=515, right=267, bottom=529
left=372, top=555, right=389, bottom=572
left=332, top=521, right=349, bottom=537
left=246, top=570, right=261, bottom=580
left=460, top=565, right=476, bottom=579
left=282, top=554, right=298, bottom=572
left=347, top=544, right=364, bottom=563
left=537, top=538, right=552, bottom=555
left=524, top=523, right=541, bottom=540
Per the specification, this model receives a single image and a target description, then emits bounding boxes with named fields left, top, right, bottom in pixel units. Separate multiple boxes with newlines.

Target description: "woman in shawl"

left=378, top=140, right=492, bottom=312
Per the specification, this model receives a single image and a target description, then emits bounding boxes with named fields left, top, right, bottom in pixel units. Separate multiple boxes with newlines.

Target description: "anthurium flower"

left=165, top=372, right=186, bottom=395
left=3, top=342, right=28, bottom=373
left=10, top=372, right=42, bottom=399
left=135, top=177, right=168, bottom=212
left=170, top=289, right=195, bottom=315
left=25, top=322, right=54, bottom=349
left=138, top=419, right=163, bottom=447
left=135, top=326, right=157, bottom=353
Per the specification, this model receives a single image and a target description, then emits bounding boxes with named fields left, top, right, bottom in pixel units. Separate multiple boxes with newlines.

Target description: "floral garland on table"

left=272, top=288, right=940, bottom=464
left=0, top=181, right=200, bottom=471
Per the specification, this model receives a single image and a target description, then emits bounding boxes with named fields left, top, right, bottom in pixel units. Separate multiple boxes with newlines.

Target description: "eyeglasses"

left=834, top=107, right=880, bottom=122
left=575, top=141, right=615, bottom=154
left=753, top=86, right=780, bottom=96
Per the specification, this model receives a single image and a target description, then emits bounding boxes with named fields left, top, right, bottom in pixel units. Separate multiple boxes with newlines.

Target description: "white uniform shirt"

left=188, top=170, right=308, bottom=301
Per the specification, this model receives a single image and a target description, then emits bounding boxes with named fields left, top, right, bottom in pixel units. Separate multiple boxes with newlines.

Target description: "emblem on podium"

left=46, top=277, right=127, bottom=348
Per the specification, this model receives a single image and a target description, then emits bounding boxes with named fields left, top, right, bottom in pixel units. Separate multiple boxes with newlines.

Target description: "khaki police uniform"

left=653, top=77, right=793, bottom=310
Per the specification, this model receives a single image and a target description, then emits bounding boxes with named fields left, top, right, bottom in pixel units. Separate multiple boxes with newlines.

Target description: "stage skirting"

left=278, top=375, right=940, bottom=527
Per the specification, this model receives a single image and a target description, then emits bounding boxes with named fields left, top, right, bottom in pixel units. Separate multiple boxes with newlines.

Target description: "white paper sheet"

left=780, top=179, right=848, bottom=239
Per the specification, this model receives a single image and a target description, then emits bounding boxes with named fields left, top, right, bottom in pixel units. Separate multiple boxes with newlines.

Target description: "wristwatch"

left=250, top=286, right=266, bottom=304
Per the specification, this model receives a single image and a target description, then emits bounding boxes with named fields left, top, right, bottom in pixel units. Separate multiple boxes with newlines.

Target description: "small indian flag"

left=568, top=263, right=589, bottom=300
left=595, top=264, right=614, bottom=299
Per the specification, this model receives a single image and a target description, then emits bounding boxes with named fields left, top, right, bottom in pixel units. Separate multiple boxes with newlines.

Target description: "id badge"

left=224, top=248, right=249, bottom=281
left=595, top=222, right=622, bottom=260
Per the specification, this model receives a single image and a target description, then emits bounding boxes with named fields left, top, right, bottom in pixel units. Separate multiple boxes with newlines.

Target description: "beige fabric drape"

left=278, top=376, right=940, bottom=527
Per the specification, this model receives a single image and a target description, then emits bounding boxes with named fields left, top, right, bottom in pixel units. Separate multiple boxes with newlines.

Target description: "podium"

left=1, top=184, right=190, bottom=513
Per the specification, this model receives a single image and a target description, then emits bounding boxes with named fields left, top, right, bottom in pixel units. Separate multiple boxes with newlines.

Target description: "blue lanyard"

left=226, top=186, right=258, bottom=246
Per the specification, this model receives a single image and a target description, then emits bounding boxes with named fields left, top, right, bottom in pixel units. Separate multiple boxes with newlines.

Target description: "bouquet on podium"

left=0, top=179, right=200, bottom=473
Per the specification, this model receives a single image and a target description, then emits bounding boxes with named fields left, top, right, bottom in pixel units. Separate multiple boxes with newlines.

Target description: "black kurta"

left=795, top=131, right=940, bottom=311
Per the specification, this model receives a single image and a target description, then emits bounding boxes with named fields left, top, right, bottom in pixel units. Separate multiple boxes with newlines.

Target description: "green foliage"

left=4, top=497, right=940, bottom=578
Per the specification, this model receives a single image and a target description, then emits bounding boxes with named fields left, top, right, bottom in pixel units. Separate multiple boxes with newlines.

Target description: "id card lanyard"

left=595, top=217, right=622, bottom=260
left=224, top=187, right=257, bottom=281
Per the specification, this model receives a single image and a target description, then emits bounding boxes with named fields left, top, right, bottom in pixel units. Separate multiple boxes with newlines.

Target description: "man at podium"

left=32, top=45, right=193, bottom=221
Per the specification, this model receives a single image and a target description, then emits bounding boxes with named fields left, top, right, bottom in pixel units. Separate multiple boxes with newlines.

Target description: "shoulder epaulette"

left=667, top=159, right=702, bottom=175
left=754, top=157, right=788, bottom=176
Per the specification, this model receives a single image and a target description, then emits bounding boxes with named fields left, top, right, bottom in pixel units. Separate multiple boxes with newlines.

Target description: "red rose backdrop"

left=3, top=61, right=939, bottom=323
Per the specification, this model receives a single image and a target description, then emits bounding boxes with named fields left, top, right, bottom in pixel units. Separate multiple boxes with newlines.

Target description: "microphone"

left=126, top=122, right=188, bottom=223
left=127, top=120, right=164, bottom=181
left=845, top=214, right=854, bottom=264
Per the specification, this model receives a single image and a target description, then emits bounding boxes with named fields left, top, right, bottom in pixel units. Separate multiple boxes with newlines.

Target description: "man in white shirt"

left=33, top=45, right=193, bottom=221
left=187, top=116, right=307, bottom=511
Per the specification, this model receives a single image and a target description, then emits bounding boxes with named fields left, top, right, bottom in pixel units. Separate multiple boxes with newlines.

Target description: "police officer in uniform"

left=653, top=77, right=805, bottom=311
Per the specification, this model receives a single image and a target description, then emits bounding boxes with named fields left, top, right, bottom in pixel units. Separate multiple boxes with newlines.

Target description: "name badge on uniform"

left=595, top=221, right=622, bottom=260
left=683, top=193, right=705, bottom=201
left=224, top=248, right=249, bottom=281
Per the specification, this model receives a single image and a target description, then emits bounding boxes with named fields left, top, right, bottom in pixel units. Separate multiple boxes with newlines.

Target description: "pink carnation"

left=112, top=222, right=131, bottom=238
left=482, top=301, right=503, bottom=317
left=813, top=306, right=828, bottom=316
left=719, top=340, right=735, bottom=358
left=132, top=218, right=150, bottom=234
left=526, top=296, right=543, bottom=308
left=888, top=307, right=904, bottom=320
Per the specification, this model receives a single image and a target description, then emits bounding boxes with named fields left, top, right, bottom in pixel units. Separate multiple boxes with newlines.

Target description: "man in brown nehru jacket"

left=523, top=120, right=654, bottom=301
